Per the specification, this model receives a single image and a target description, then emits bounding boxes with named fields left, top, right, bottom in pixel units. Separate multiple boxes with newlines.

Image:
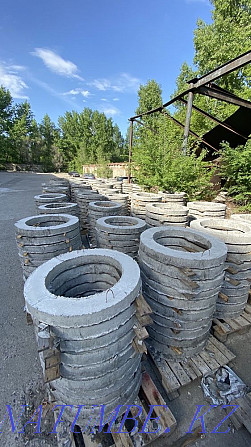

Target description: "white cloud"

left=101, top=98, right=108, bottom=102
left=28, top=75, right=81, bottom=109
left=63, top=88, right=91, bottom=97
left=32, top=48, right=83, bottom=80
left=90, top=79, right=111, bottom=91
left=112, top=73, right=140, bottom=93
left=0, top=63, right=29, bottom=99
left=89, top=73, right=141, bottom=94
left=100, top=105, right=120, bottom=117
left=113, top=98, right=119, bottom=101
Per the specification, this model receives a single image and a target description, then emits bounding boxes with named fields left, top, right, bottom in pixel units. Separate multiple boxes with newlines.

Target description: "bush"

left=220, top=141, right=251, bottom=208
left=134, top=145, right=216, bottom=201
left=96, top=164, right=113, bottom=179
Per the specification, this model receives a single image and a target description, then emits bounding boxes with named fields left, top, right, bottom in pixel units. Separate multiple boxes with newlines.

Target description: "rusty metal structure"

left=128, top=50, right=251, bottom=181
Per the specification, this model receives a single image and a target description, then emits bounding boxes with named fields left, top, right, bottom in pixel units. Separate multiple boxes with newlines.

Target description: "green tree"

left=0, top=86, right=13, bottom=162
left=220, top=140, right=251, bottom=209
left=40, top=114, right=60, bottom=171
left=9, top=101, right=34, bottom=163
left=173, top=0, right=251, bottom=139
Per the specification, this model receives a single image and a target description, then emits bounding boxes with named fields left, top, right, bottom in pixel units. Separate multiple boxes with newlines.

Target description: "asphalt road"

left=0, top=171, right=251, bottom=447
left=0, top=171, right=57, bottom=446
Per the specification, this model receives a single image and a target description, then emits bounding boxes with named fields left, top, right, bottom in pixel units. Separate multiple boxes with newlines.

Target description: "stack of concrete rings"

left=76, top=191, right=108, bottom=232
left=131, top=192, right=162, bottom=219
left=42, top=185, right=70, bottom=197
left=24, top=249, right=142, bottom=424
left=96, top=215, right=147, bottom=258
left=101, top=190, right=130, bottom=215
left=138, top=226, right=227, bottom=359
left=145, top=203, right=189, bottom=227
left=15, top=214, right=82, bottom=280
left=161, top=192, right=187, bottom=205
left=187, top=201, right=226, bottom=221
left=37, top=202, right=80, bottom=219
left=191, top=218, right=251, bottom=318
left=34, top=193, right=69, bottom=208
left=70, top=182, right=92, bottom=202
left=88, top=201, right=122, bottom=246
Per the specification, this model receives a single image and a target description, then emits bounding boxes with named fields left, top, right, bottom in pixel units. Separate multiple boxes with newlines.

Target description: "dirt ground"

left=0, top=171, right=251, bottom=447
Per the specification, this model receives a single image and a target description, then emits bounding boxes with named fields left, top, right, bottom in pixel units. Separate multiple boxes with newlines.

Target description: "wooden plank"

left=218, top=292, right=229, bottom=302
left=199, top=349, right=220, bottom=371
left=235, top=397, right=251, bottom=433
left=133, top=323, right=149, bottom=341
left=167, top=362, right=191, bottom=387
left=205, top=339, right=229, bottom=366
left=213, top=326, right=227, bottom=343
left=112, top=432, right=134, bottom=447
left=234, top=315, right=250, bottom=328
left=180, top=361, right=199, bottom=381
left=209, top=336, right=235, bottom=361
left=245, top=304, right=251, bottom=314
left=44, top=365, right=60, bottom=383
left=242, top=311, right=251, bottom=323
left=224, top=318, right=242, bottom=331
left=44, top=349, right=61, bottom=369
left=141, top=372, right=176, bottom=434
left=130, top=397, right=156, bottom=444
left=132, top=337, right=147, bottom=354
left=190, top=355, right=211, bottom=376
left=213, top=319, right=231, bottom=334
left=136, top=314, right=153, bottom=327
left=148, top=349, right=180, bottom=393
left=136, top=295, right=152, bottom=316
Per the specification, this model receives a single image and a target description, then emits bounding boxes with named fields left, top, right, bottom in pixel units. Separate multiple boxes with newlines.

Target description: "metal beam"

left=182, top=84, right=194, bottom=155
left=188, top=50, right=251, bottom=89
left=197, top=85, right=251, bottom=109
left=161, top=110, right=219, bottom=153
left=128, top=120, right=134, bottom=183
left=133, top=118, right=158, bottom=134
left=180, top=98, right=248, bottom=140
left=129, top=88, right=191, bottom=120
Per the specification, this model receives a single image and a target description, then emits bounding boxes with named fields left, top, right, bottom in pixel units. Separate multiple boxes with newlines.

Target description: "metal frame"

left=128, top=50, right=251, bottom=173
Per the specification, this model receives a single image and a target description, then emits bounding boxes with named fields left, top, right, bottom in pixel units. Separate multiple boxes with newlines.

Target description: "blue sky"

left=0, top=0, right=212, bottom=135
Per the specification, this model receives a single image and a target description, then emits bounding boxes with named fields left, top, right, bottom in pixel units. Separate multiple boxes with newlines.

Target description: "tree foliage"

left=132, top=80, right=214, bottom=199
left=132, top=1, right=251, bottom=203
left=220, top=140, right=251, bottom=209
left=0, top=86, right=126, bottom=172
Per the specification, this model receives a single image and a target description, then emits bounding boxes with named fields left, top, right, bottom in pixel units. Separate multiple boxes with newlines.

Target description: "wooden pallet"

left=227, top=392, right=251, bottom=434
left=56, top=371, right=177, bottom=447
left=212, top=304, right=251, bottom=342
left=148, top=335, right=236, bottom=400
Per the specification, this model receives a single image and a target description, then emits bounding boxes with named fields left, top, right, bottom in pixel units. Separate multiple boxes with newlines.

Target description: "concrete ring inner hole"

left=46, top=259, right=122, bottom=298
left=153, top=230, right=212, bottom=253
